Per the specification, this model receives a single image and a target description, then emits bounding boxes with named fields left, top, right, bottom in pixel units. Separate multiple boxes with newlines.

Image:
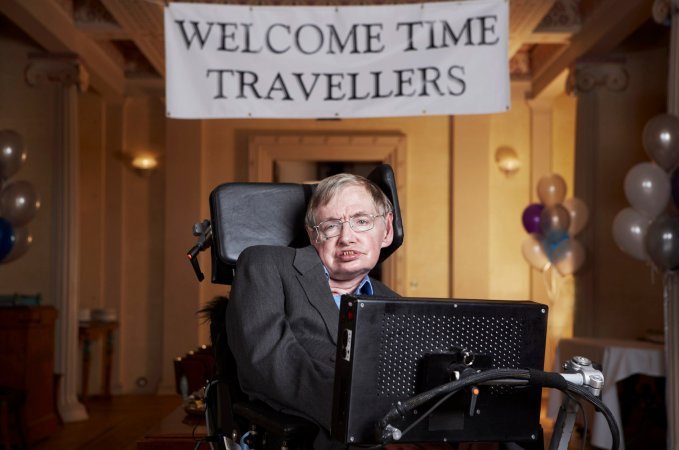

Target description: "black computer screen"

left=331, top=296, right=548, bottom=445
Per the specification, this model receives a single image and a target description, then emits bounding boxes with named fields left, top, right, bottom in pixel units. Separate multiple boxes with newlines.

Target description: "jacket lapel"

left=293, top=246, right=339, bottom=345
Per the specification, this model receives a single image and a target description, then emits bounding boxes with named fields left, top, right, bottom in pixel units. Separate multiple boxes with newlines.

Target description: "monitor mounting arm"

left=549, top=356, right=605, bottom=450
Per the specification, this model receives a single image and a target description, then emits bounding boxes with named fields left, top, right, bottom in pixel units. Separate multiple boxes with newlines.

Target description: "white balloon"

left=612, top=207, right=650, bottom=261
left=562, top=197, right=590, bottom=236
left=521, top=233, right=550, bottom=271
left=623, top=162, right=670, bottom=219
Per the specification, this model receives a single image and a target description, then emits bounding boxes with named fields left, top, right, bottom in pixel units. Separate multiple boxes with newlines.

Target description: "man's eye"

left=322, top=223, right=339, bottom=232
left=354, top=217, right=370, bottom=225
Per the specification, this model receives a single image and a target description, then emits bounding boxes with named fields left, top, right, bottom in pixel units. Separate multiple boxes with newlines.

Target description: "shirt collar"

left=355, top=274, right=374, bottom=296
left=323, top=266, right=374, bottom=308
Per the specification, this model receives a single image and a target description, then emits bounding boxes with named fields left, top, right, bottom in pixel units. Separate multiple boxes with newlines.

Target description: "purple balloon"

left=522, top=203, right=544, bottom=234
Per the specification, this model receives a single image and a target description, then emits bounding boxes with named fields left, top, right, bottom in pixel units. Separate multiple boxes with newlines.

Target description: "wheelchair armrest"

left=233, top=400, right=318, bottom=439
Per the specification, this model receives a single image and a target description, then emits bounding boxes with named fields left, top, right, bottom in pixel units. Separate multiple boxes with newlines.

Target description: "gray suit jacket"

left=225, top=244, right=398, bottom=433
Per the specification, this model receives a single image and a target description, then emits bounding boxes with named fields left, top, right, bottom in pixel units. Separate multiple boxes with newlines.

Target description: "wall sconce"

left=129, top=153, right=159, bottom=176
left=495, top=146, right=521, bottom=177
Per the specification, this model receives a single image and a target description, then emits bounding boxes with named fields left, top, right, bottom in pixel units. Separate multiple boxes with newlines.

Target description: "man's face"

left=309, top=185, right=393, bottom=282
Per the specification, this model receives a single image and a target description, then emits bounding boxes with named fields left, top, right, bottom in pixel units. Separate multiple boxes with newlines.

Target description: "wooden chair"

left=0, top=386, right=27, bottom=450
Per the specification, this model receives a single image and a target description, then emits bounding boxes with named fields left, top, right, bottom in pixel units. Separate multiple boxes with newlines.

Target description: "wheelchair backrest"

left=209, top=164, right=404, bottom=284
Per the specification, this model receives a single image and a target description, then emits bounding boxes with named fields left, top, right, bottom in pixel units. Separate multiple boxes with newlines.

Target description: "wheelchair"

left=189, top=164, right=404, bottom=450
left=188, top=164, right=621, bottom=450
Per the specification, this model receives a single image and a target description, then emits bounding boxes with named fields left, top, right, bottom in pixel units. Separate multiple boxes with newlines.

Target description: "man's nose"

left=337, top=220, right=357, bottom=242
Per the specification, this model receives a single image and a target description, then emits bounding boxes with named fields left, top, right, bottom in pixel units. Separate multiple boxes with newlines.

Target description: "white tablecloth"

left=546, top=337, right=665, bottom=450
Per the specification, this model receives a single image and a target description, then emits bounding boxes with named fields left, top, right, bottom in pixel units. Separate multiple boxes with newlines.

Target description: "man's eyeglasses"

left=314, top=214, right=385, bottom=240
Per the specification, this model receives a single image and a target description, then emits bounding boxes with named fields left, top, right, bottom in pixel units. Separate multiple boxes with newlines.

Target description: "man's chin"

left=332, top=266, right=371, bottom=281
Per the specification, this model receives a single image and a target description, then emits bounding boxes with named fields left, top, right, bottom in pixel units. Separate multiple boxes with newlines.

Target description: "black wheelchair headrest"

left=208, top=164, right=404, bottom=285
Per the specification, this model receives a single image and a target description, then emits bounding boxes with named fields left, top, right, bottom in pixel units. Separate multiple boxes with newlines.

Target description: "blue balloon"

left=0, top=218, right=15, bottom=261
left=543, top=233, right=570, bottom=261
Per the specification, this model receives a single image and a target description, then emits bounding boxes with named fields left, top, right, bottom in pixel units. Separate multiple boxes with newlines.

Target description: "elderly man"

left=225, top=173, right=399, bottom=446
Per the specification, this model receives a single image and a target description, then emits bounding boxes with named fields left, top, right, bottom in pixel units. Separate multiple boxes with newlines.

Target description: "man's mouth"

left=338, top=250, right=361, bottom=259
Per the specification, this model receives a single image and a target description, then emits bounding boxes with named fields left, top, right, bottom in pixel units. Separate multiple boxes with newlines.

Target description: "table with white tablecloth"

left=546, top=337, right=665, bottom=450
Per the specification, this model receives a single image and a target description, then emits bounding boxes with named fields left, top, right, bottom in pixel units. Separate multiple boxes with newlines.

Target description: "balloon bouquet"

left=612, top=114, right=679, bottom=270
left=521, top=174, right=589, bottom=295
left=0, top=130, right=40, bottom=264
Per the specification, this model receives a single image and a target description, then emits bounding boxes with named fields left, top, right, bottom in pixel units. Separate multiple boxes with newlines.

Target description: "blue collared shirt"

left=323, top=266, right=374, bottom=309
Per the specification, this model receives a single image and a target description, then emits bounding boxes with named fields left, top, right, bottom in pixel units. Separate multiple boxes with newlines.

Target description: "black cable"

left=378, top=368, right=621, bottom=450
left=380, top=368, right=530, bottom=427
left=564, top=391, right=587, bottom=450
left=566, top=383, right=620, bottom=450
left=397, top=390, right=457, bottom=441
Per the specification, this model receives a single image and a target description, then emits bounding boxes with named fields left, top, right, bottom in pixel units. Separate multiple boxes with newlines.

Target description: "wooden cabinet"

left=0, top=306, right=59, bottom=444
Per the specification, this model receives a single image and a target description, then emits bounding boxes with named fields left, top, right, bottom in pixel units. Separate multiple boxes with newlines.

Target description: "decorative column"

left=567, top=60, right=629, bottom=338
left=25, top=53, right=89, bottom=422
left=526, top=96, right=556, bottom=372
left=653, top=1, right=679, bottom=447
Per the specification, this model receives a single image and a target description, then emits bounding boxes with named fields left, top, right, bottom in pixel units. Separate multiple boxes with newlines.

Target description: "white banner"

left=165, top=0, right=509, bottom=119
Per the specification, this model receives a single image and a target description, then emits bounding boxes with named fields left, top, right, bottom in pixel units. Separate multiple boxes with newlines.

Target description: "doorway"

left=248, top=132, right=406, bottom=293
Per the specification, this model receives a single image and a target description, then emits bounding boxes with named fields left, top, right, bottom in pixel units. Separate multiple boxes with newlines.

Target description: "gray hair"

left=305, top=173, right=393, bottom=228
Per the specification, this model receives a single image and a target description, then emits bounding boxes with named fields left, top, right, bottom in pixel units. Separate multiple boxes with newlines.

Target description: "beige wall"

left=120, top=97, right=166, bottom=393
left=162, top=118, right=203, bottom=393
left=488, top=83, right=533, bottom=300
left=1, top=14, right=669, bottom=397
left=452, top=84, right=576, bottom=300
left=76, top=93, right=168, bottom=394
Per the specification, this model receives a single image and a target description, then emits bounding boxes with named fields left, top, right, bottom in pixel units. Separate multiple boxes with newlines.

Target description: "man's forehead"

left=317, top=185, right=375, bottom=213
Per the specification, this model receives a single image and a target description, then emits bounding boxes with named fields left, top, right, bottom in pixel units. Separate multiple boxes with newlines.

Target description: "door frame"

left=248, top=132, right=406, bottom=293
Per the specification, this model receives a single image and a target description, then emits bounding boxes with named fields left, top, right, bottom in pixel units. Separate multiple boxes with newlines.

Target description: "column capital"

left=652, top=0, right=676, bottom=24
left=25, top=53, right=89, bottom=92
left=565, top=59, right=629, bottom=96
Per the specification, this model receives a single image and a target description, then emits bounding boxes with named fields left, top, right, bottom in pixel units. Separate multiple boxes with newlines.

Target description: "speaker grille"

left=376, top=312, right=525, bottom=397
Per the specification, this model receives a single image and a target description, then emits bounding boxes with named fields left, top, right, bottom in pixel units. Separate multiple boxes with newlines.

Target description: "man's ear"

left=381, top=212, right=394, bottom=248
left=307, top=226, right=319, bottom=246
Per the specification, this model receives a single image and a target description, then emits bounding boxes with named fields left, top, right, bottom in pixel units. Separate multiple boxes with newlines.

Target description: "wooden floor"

left=33, top=395, right=182, bottom=450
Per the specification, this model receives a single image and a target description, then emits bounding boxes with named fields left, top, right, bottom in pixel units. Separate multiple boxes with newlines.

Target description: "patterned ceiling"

left=0, top=0, right=658, bottom=98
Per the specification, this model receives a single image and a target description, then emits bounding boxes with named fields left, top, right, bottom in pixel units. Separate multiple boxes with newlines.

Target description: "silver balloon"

left=612, top=207, right=650, bottom=261
left=623, top=162, right=670, bottom=219
left=0, top=225, right=32, bottom=263
left=645, top=215, right=679, bottom=271
left=540, top=204, right=571, bottom=242
left=0, top=130, right=26, bottom=180
left=0, top=180, right=40, bottom=227
left=643, top=113, right=679, bottom=172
